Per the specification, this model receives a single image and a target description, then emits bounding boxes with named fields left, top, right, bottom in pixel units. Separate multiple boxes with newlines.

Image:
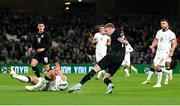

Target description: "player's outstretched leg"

left=26, top=70, right=55, bottom=91
left=9, top=67, right=17, bottom=78
left=68, top=69, right=97, bottom=93
left=142, top=67, right=154, bottom=84
left=131, top=65, right=138, bottom=74
left=9, top=66, right=33, bottom=83
left=25, top=77, right=48, bottom=91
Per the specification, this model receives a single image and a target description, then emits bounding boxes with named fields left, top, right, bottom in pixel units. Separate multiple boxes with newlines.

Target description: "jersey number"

left=44, top=57, right=48, bottom=63
left=37, top=38, right=41, bottom=43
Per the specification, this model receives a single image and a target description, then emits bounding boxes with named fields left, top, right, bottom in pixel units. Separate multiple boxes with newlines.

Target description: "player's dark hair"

left=37, top=21, right=45, bottom=25
left=98, top=24, right=104, bottom=30
left=99, top=24, right=104, bottom=28
left=161, top=19, right=169, bottom=24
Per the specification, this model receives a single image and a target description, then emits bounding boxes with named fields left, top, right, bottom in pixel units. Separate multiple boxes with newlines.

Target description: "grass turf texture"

left=0, top=70, right=180, bottom=105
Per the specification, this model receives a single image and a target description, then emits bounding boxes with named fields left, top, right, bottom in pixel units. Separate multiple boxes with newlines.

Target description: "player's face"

left=37, top=24, right=45, bottom=33
left=104, top=27, right=112, bottom=36
left=160, top=21, right=169, bottom=31
left=99, top=27, right=106, bottom=35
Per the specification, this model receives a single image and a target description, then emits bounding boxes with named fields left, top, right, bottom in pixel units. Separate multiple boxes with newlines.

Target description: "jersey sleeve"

left=170, top=32, right=176, bottom=41
left=155, top=30, right=160, bottom=40
left=94, top=33, right=98, bottom=39
left=126, top=44, right=134, bottom=53
left=105, top=35, right=110, bottom=40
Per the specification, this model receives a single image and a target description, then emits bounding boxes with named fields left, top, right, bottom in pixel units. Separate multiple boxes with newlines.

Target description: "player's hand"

left=92, top=38, right=97, bottom=43
left=106, top=39, right=111, bottom=45
left=28, top=48, right=32, bottom=52
left=122, top=40, right=129, bottom=45
left=149, top=45, right=155, bottom=54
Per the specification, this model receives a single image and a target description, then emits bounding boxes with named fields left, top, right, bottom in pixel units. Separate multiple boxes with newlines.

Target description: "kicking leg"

left=68, top=55, right=112, bottom=93
left=68, top=64, right=101, bottom=93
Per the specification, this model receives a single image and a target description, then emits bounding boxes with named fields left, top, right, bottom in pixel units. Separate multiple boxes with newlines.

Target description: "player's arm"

left=92, top=38, right=97, bottom=44
left=54, top=62, right=67, bottom=81
left=45, top=34, right=53, bottom=49
left=169, top=38, right=177, bottom=57
left=92, top=33, right=98, bottom=44
left=107, top=38, right=111, bottom=45
left=117, top=37, right=128, bottom=45
left=149, top=38, right=158, bottom=53
left=127, top=44, right=134, bottom=52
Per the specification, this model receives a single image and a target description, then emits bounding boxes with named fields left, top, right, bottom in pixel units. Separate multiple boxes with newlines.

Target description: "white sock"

left=157, top=72, right=162, bottom=85
left=124, top=68, right=130, bottom=76
left=16, top=75, right=29, bottom=83
left=77, top=83, right=82, bottom=87
left=165, top=73, right=169, bottom=82
left=101, top=70, right=106, bottom=76
left=131, top=66, right=138, bottom=73
left=97, top=70, right=105, bottom=78
left=146, top=71, right=154, bottom=81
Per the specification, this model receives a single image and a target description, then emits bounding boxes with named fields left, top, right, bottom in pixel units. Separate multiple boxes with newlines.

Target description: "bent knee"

left=31, top=59, right=38, bottom=67
left=44, top=64, right=50, bottom=71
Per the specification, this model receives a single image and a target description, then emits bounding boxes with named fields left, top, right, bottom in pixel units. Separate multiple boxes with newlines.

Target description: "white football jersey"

left=94, top=32, right=110, bottom=51
left=121, top=44, right=133, bottom=65
left=125, top=43, right=133, bottom=54
left=156, top=29, right=176, bottom=53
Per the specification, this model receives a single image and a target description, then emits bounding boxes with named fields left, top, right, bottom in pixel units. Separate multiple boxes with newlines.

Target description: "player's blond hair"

left=104, top=23, right=115, bottom=29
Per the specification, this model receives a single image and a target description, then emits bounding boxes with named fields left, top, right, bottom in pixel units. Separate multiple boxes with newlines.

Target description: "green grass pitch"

left=0, top=71, right=180, bottom=105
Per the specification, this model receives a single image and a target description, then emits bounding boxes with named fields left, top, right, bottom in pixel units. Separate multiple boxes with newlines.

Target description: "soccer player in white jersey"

left=122, top=43, right=138, bottom=77
left=9, top=65, right=68, bottom=91
left=92, top=25, right=111, bottom=79
left=142, top=19, right=177, bottom=87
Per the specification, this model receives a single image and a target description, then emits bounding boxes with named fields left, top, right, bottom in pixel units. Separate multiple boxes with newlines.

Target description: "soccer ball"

left=57, top=81, right=68, bottom=91
left=144, top=68, right=150, bottom=74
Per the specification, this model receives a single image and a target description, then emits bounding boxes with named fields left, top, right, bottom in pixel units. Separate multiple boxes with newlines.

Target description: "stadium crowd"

left=0, top=7, right=179, bottom=64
